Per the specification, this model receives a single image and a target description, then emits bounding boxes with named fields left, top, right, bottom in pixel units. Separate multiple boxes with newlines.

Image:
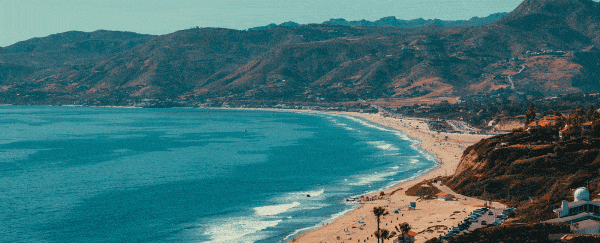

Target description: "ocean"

left=0, top=106, right=437, bottom=243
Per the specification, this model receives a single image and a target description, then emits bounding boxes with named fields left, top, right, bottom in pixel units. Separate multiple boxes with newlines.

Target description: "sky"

left=1, top=0, right=528, bottom=47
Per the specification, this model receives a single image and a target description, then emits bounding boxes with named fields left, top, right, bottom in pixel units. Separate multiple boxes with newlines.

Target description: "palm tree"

left=525, top=103, right=536, bottom=127
left=395, top=222, right=411, bottom=242
left=373, top=206, right=388, bottom=243
left=374, top=229, right=396, bottom=243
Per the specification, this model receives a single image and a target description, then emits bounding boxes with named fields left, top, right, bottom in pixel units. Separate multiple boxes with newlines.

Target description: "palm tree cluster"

left=374, top=229, right=396, bottom=243
left=372, top=206, right=412, bottom=243
left=396, top=222, right=412, bottom=242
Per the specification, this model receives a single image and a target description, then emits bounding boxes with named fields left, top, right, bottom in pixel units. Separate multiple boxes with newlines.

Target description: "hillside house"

left=583, top=122, right=593, bottom=136
left=543, top=115, right=559, bottom=122
left=527, top=119, right=556, bottom=131
left=583, top=122, right=593, bottom=131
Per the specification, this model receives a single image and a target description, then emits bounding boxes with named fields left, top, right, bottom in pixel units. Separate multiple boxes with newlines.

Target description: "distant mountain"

left=498, top=0, right=600, bottom=45
left=1, top=30, right=154, bottom=54
left=247, top=21, right=302, bottom=31
left=0, top=0, right=599, bottom=107
left=247, top=13, right=508, bottom=31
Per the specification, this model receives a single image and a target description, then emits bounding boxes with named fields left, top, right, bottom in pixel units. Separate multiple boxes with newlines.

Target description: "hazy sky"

left=1, top=0, right=527, bottom=47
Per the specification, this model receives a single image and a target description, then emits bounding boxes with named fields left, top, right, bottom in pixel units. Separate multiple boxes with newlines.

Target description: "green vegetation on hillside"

left=445, top=107, right=600, bottom=223
left=398, top=92, right=600, bottom=129
left=405, top=178, right=442, bottom=200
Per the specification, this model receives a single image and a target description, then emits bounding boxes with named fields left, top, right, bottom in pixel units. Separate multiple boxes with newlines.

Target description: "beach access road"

left=434, top=183, right=506, bottom=209
left=433, top=183, right=508, bottom=237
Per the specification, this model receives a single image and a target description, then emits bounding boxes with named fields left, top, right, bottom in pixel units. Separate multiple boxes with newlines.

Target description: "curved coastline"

left=213, top=107, right=491, bottom=242
left=289, top=111, right=491, bottom=243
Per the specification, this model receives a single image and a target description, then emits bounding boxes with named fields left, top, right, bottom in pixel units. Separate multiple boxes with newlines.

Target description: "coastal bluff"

left=445, top=126, right=600, bottom=224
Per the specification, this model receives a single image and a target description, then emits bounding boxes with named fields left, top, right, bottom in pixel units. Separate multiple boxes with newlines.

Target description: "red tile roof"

left=538, top=120, right=555, bottom=127
left=527, top=119, right=556, bottom=128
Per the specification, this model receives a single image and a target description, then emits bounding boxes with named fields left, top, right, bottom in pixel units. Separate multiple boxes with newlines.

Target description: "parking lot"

left=442, top=207, right=515, bottom=240
left=430, top=182, right=515, bottom=239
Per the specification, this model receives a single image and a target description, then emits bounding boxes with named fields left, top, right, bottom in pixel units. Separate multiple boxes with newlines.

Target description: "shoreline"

left=290, top=111, right=491, bottom=243
left=191, top=107, right=494, bottom=242
left=2, top=105, right=492, bottom=241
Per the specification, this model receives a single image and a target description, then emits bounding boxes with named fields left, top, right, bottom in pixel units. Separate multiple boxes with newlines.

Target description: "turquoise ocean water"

left=0, top=107, right=437, bottom=242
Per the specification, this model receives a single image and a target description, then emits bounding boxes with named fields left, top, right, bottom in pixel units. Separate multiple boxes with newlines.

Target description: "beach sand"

left=290, top=112, right=491, bottom=243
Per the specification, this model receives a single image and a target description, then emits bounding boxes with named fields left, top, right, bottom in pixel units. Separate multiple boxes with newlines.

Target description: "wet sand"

left=291, top=112, right=491, bottom=243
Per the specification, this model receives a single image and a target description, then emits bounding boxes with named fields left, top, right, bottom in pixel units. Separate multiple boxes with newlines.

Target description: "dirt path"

left=507, top=65, right=526, bottom=91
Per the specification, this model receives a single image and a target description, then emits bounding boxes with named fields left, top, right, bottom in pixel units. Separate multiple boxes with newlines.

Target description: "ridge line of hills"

left=248, top=12, right=508, bottom=31
left=247, top=12, right=509, bottom=31
left=0, top=0, right=599, bottom=109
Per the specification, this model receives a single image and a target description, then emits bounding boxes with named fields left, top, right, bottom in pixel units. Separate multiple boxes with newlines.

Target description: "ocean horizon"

left=0, top=106, right=437, bottom=242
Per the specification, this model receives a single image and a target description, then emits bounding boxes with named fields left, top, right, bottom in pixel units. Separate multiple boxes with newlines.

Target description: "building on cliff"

left=543, top=187, right=600, bottom=234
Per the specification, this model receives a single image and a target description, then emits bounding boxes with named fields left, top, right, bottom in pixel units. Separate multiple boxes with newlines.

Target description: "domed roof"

left=574, top=187, right=590, bottom=202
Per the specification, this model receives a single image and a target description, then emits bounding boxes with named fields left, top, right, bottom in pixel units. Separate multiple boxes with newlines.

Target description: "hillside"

left=445, top=108, right=600, bottom=223
left=0, top=0, right=599, bottom=107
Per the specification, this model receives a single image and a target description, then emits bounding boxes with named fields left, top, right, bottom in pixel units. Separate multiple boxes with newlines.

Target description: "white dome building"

left=545, top=187, right=600, bottom=235
left=575, top=187, right=590, bottom=202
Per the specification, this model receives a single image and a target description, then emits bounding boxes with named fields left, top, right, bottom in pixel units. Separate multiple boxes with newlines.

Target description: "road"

left=434, top=183, right=508, bottom=234
left=434, top=183, right=506, bottom=210
left=507, top=65, right=525, bottom=91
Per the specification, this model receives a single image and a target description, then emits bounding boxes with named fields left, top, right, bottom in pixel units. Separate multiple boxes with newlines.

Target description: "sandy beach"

left=290, top=112, right=491, bottom=243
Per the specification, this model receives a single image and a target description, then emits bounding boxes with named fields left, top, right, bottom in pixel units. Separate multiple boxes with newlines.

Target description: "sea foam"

left=367, top=141, right=400, bottom=151
left=281, top=207, right=356, bottom=242
left=254, top=202, right=301, bottom=216
left=349, top=170, right=399, bottom=186
left=204, top=217, right=282, bottom=243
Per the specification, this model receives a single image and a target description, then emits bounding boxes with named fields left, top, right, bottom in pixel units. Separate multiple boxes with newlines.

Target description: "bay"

left=0, top=106, right=436, bottom=242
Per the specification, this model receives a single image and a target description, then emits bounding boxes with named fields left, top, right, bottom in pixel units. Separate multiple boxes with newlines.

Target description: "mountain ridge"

left=0, top=0, right=598, bottom=107
left=248, top=12, right=509, bottom=31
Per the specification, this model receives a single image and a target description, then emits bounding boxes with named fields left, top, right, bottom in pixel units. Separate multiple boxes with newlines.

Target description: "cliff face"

left=454, top=149, right=481, bottom=176
left=446, top=126, right=600, bottom=223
